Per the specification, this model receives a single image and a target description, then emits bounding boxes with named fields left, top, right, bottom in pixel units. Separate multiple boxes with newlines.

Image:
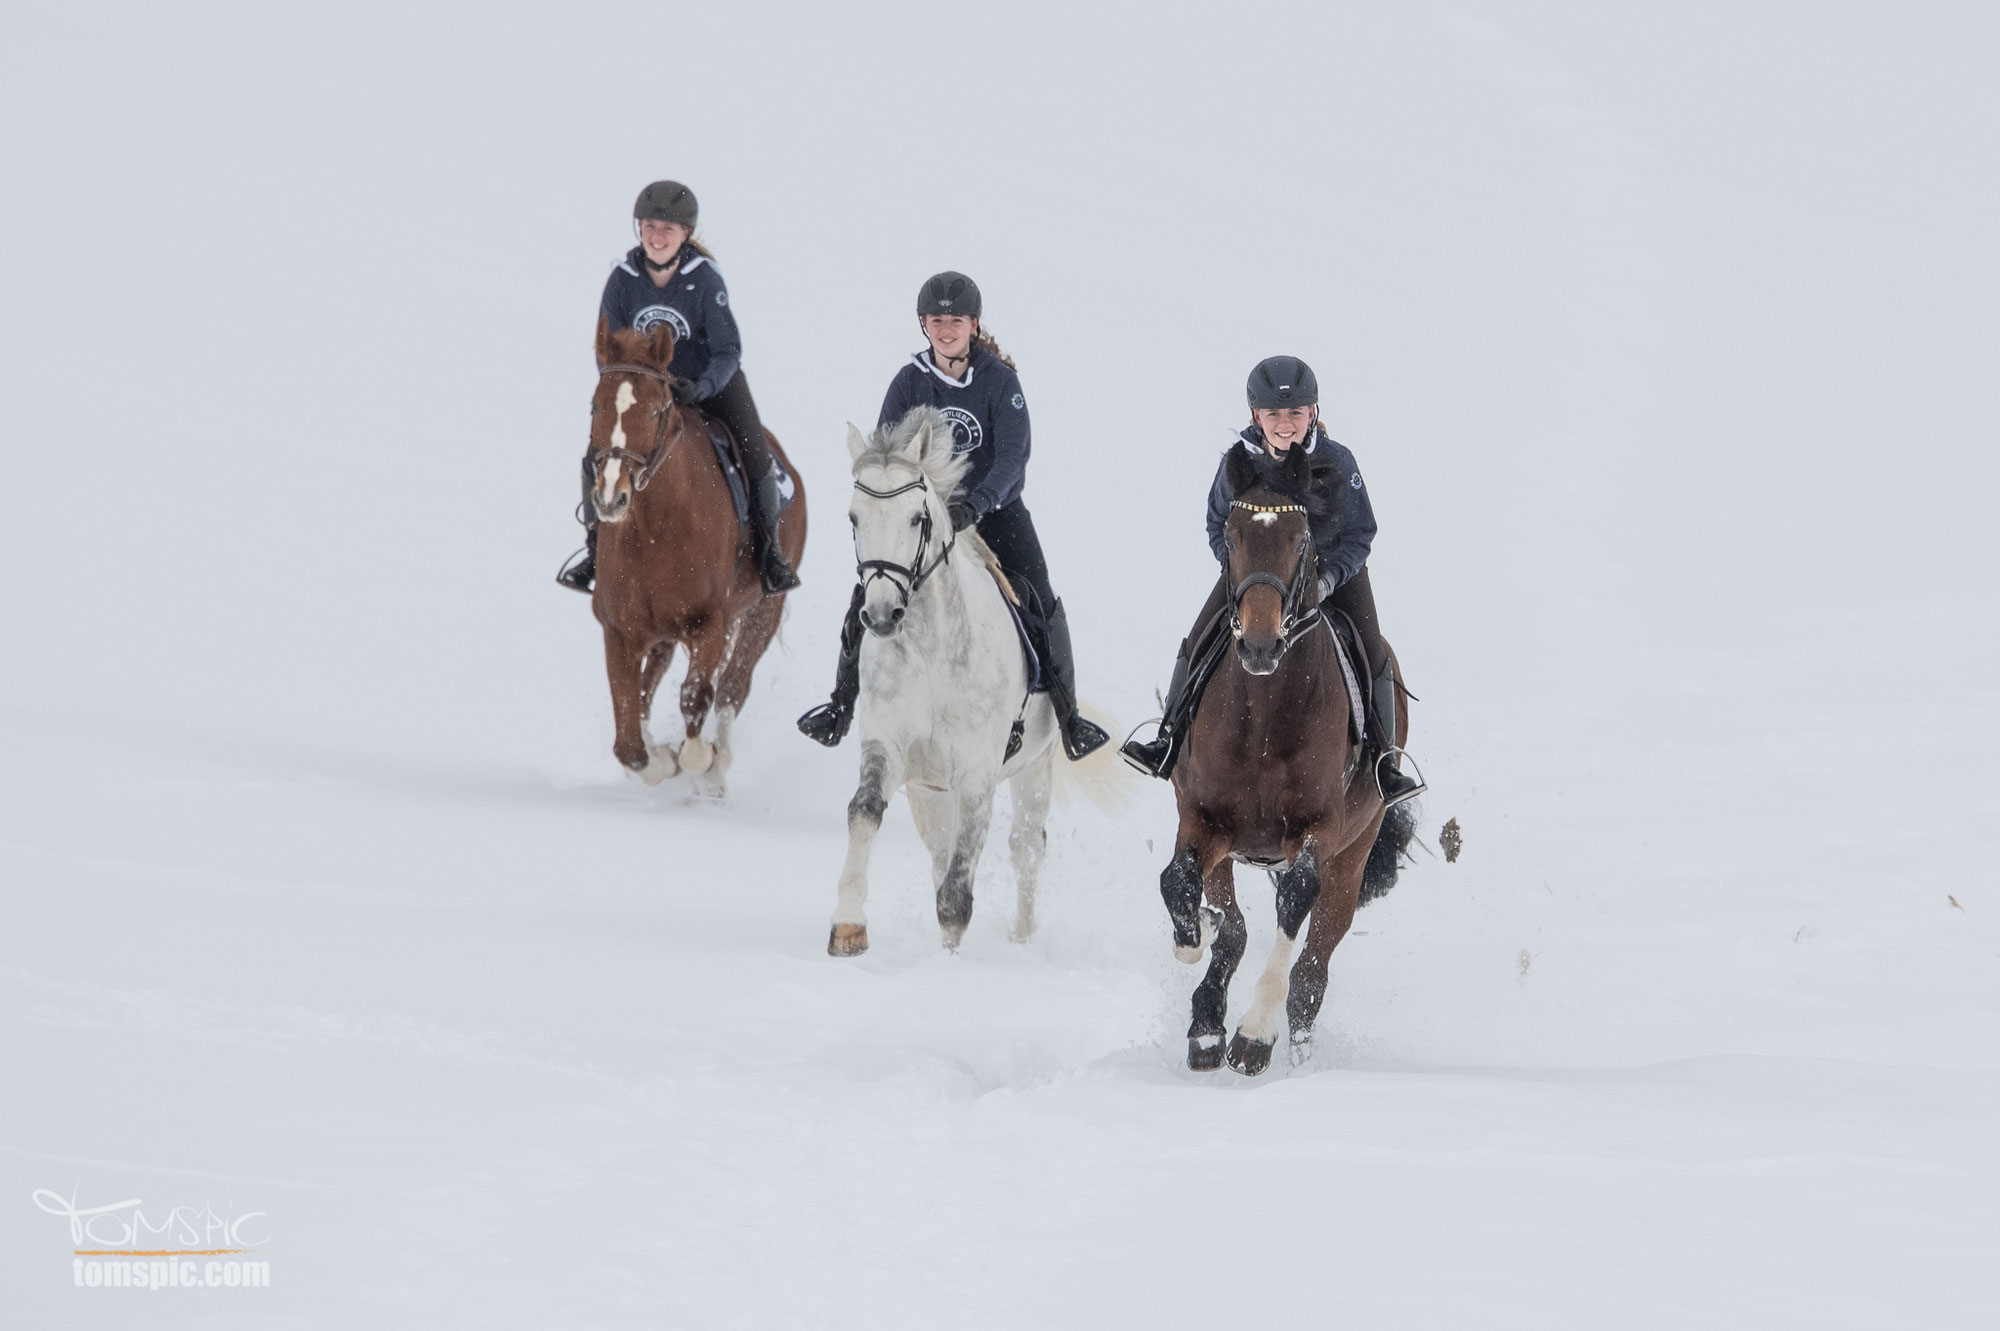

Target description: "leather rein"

left=852, top=474, right=955, bottom=605
left=591, top=362, right=686, bottom=492
left=1227, top=499, right=1322, bottom=652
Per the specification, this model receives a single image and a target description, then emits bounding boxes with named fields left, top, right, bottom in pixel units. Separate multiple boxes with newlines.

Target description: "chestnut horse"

left=1158, top=440, right=1416, bottom=1075
left=586, top=319, right=807, bottom=791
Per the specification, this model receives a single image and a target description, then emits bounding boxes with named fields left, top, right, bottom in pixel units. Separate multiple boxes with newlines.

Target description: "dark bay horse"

left=1158, top=440, right=1416, bottom=1075
left=586, top=319, right=807, bottom=791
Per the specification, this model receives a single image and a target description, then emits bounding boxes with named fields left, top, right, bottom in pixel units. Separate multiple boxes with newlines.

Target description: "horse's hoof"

left=1187, top=1035, right=1225, bottom=1072
left=1173, top=942, right=1206, bottom=965
left=616, top=747, right=650, bottom=773
left=1226, top=1033, right=1275, bottom=1076
left=828, top=923, right=869, bottom=957
left=679, top=736, right=713, bottom=775
left=638, top=748, right=680, bottom=786
left=939, top=924, right=966, bottom=952
left=1287, top=1033, right=1314, bottom=1067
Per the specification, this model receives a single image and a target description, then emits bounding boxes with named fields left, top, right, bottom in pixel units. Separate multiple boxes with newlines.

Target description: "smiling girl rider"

left=1120, top=355, right=1424, bottom=807
left=557, top=180, right=801, bottom=597
left=797, top=271, right=1109, bottom=761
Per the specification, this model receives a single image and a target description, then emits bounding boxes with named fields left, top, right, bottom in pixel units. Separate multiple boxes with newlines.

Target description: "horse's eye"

left=848, top=514, right=858, bottom=527
left=1224, top=532, right=1238, bottom=551
left=910, top=514, right=923, bottom=528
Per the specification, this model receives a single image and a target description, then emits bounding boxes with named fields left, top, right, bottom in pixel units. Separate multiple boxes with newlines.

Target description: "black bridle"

left=590, top=362, right=685, bottom=493
left=1227, top=499, right=1322, bottom=653
left=852, top=474, right=955, bottom=605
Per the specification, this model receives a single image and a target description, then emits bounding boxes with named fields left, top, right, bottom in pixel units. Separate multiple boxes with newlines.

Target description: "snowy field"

left=4, top=3, right=1998, bottom=1326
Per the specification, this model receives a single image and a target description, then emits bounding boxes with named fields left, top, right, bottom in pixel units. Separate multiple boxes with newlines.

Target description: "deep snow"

left=4, top=2, right=1998, bottom=1326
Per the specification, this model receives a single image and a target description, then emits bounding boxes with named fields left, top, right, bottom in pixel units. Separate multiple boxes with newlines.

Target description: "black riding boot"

left=751, top=469, right=801, bottom=596
left=556, top=522, right=597, bottom=594
left=1370, top=662, right=1425, bottom=808
left=1119, top=645, right=1192, bottom=779
left=797, top=585, right=864, bottom=746
left=1039, top=599, right=1109, bottom=761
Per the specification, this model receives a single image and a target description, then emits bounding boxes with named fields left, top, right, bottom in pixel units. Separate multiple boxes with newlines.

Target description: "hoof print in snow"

left=827, top=923, right=869, bottom=957
left=1226, top=1034, right=1274, bottom=1076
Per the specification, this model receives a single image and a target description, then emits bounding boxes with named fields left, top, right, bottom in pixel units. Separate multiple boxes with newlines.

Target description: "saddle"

left=994, top=568, right=1045, bottom=694
left=694, top=411, right=796, bottom=530
left=1183, top=600, right=1370, bottom=744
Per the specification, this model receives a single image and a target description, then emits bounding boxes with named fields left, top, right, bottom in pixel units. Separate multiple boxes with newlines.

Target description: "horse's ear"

left=1224, top=441, right=1259, bottom=496
left=594, top=314, right=615, bottom=366
left=1282, top=435, right=1311, bottom=492
left=846, top=422, right=870, bottom=462
left=908, top=413, right=935, bottom=463
left=646, top=323, right=677, bottom=371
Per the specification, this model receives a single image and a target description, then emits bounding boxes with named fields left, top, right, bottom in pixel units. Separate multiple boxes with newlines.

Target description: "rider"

left=557, top=180, right=801, bottom=597
left=797, top=271, right=1110, bottom=761
left=1120, top=355, right=1425, bottom=807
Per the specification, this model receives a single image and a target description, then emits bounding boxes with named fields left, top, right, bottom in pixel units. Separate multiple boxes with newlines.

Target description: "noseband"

left=591, top=362, right=684, bottom=492
left=1228, top=500, right=1321, bottom=653
left=852, top=475, right=955, bottom=605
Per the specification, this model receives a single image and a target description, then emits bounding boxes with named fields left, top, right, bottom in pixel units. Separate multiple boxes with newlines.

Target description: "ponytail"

left=973, top=325, right=1016, bottom=370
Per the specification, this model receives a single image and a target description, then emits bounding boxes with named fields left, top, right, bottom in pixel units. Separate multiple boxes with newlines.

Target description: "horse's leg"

left=707, top=598, right=781, bottom=791
left=675, top=618, right=729, bottom=776
left=935, top=782, right=997, bottom=951
left=1285, top=823, right=1375, bottom=1060
left=1163, top=830, right=1242, bottom=1072
left=1006, top=750, right=1054, bottom=943
left=636, top=640, right=680, bottom=786
left=830, top=740, right=903, bottom=957
left=1228, top=843, right=1330, bottom=1076
left=603, top=626, right=656, bottom=775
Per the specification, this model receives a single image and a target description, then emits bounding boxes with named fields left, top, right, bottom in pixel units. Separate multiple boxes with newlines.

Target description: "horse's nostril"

left=890, top=607, right=905, bottom=622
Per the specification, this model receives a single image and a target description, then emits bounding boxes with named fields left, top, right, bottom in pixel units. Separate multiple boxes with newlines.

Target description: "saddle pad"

left=1321, top=613, right=1369, bottom=744
left=996, top=570, right=1044, bottom=693
left=703, top=418, right=797, bottom=530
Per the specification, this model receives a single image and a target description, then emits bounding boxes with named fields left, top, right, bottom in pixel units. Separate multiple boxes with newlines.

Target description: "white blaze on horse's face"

left=595, top=381, right=638, bottom=518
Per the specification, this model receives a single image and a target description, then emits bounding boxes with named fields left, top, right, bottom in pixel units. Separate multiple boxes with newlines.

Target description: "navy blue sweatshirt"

left=877, top=344, right=1030, bottom=518
left=598, top=245, right=741, bottom=402
left=1205, top=424, right=1377, bottom=595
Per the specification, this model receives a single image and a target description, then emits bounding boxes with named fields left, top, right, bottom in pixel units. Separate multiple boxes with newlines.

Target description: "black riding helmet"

left=917, top=271, right=982, bottom=319
left=1246, top=355, right=1319, bottom=410
left=633, top=180, right=698, bottom=229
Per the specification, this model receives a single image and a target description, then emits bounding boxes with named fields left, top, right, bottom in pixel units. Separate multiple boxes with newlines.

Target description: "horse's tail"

left=1050, top=698, right=1133, bottom=814
left=1359, top=798, right=1420, bottom=904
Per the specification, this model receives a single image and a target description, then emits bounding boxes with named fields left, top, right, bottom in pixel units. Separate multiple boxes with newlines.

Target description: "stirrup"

left=797, top=700, right=850, bottom=747
left=1059, top=713, right=1109, bottom=762
left=758, top=560, right=802, bottom=596
left=555, top=548, right=593, bottom=594
left=1119, top=720, right=1174, bottom=778
left=1375, top=747, right=1427, bottom=809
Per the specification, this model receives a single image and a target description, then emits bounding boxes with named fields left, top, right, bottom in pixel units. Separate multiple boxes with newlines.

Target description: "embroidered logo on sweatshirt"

left=938, top=406, right=984, bottom=455
left=634, top=305, right=690, bottom=341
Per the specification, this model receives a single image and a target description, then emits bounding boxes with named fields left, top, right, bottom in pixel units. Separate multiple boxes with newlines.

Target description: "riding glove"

left=671, top=378, right=701, bottom=405
left=947, top=500, right=979, bottom=532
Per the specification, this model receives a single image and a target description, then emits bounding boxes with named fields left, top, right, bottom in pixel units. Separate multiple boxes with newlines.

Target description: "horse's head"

left=1221, top=440, right=1320, bottom=676
left=845, top=407, right=970, bottom=638
left=587, top=318, right=685, bottom=524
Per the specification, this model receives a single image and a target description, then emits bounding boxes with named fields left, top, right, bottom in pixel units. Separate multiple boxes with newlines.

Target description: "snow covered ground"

left=4, top=3, right=1997, bottom=1326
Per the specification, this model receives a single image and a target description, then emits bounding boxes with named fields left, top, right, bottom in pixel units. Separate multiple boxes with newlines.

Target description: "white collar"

left=913, top=348, right=976, bottom=387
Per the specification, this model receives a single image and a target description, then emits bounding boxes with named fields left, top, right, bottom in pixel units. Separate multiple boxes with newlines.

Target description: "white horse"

left=827, top=407, right=1060, bottom=956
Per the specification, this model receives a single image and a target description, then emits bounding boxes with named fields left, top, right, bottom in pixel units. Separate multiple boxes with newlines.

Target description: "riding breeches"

left=702, top=369, right=774, bottom=485
left=577, top=369, right=775, bottom=521
left=974, top=499, right=1057, bottom=618
left=1189, top=564, right=1390, bottom=677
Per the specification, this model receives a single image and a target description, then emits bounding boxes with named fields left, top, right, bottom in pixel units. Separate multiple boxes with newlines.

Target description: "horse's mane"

left=852, top=406, right=973, bottom=501
left=1229, top=437, right=1339, bottom=528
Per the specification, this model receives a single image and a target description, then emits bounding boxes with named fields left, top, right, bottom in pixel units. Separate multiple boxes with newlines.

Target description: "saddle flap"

left=699, top=413, right=796, bottom=530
